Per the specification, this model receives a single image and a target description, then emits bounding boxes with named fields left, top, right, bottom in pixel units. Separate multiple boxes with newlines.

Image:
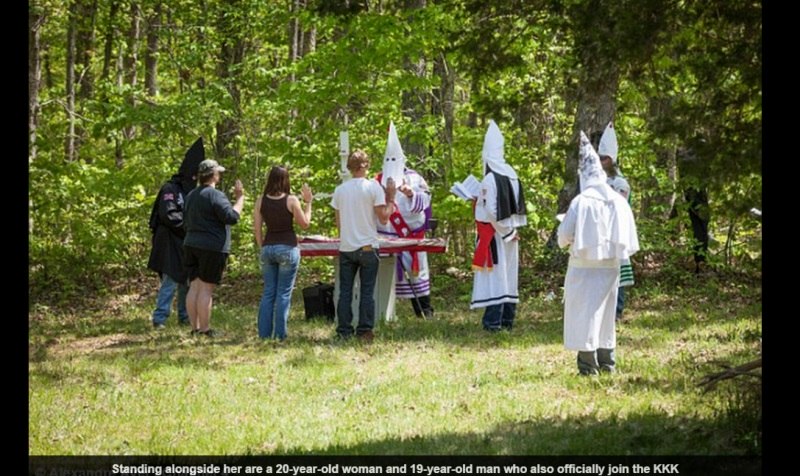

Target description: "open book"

left=450, top=174, right=481, bottom=201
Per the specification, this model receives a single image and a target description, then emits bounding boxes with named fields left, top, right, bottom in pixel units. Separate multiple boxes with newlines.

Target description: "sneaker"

left=579, top=368, right=599, bottom=376
left=201, top=329, right=219, bottom=338
left=153, top=323, right=166, bottom=330
left=178, top=319, right=191, bottom=326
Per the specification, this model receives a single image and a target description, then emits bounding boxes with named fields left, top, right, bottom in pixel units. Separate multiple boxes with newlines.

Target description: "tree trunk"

left=302, top=24, right=316, bottom=57
left=101, top=0, right=119, bottom=83
left=65, top=1, right=77, bottom=162
left=76, top=0, right=98, bottom=100
left=43, top=50, right=54, bottom=90
left=124, top=2, right=141, bottom=89
left=215, top=0, right=246, bottom=178
left=178, top=1, right=208, bottom=93
left=556, top=63, right=619, bottom=213
left=432, top=52, right=454, bottom=182
left=115, top=34, right=124, bottom=169
left=29, top=3, right=44, bottom=236
left=288, top=0, right=305, bottom=119
left=29, top=6, right=45, bottom=163
left=144, top=1, right=161, bottom=96
left=122, top=1, right=141, bottom=150
left=401, top=0, right=427, bottom=163
left=467, top=79, right=478, bottom=128
left=115, top=29, right=124, bottom=89
left=642, top=96, right=679, bottom=220
left=289, top=0, right=302, bottom=81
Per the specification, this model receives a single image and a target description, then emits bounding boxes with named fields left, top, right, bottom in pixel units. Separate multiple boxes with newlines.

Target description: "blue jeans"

left=482, top=302, right=517, bottom=330
left=616, top=286, right=625, bottom=318
left=152, top=274, right=189, bottom=325
left=336, top=248, right=379, bottom=337
left=258, top=244, right=300, bottom=340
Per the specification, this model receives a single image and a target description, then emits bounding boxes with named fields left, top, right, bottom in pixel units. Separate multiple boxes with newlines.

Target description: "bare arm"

left=253, top=196, right=263, bottom=246
left=233, top=179, right=245, bottom=216
left=375, top=202, right=395, bottom=225
left=289, top=191, right=312, bottom=230
left=335, top=209, right=341, bottom=234
left=374, top=177, right=397, bottom=225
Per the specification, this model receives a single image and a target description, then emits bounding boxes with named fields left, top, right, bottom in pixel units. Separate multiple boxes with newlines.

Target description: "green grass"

left=29, top=267, right=761, bottom=455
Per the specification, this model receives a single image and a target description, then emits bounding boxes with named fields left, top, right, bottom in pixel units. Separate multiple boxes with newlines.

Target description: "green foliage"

left=29, top=0, right=760, bottom=297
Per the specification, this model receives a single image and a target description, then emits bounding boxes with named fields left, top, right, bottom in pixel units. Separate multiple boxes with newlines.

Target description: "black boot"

left=577, top=351, right=599, bottom=376
left=411, top=295, right=434, bottom=319
left=597, top=348, right=616, bottom=373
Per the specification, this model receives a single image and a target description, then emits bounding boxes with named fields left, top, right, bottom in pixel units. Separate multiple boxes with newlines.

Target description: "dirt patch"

left=50, top=333, right=147, bottom=358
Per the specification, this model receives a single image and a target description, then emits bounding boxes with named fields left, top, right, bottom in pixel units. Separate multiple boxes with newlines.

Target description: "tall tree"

left=401, top=0, right=428, bottom=162
left=119, top=1, right=142, bottom=168
left=215, top=0, right=247, bottom=170
left=75, top=0, right=98, bottom=100
left=29, top=3, right=46, bottom=163
left=65, top=0, right=77, bottom=162
left=144, top=1, right=162, bottom=97
left=431, top=51, right=454, bottom=179
left=100, top=0, right=120, bottom=83
left=556, top=0, right=670, bottom=212
left=556, top=1, right=621, bottom=212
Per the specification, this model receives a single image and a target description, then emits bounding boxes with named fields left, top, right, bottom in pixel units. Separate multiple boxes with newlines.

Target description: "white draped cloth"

left=378, top=170, right=432, bottom=297
left=558, top=132, right=639, bottom=351
left=471, top=173, right=527, bottom=309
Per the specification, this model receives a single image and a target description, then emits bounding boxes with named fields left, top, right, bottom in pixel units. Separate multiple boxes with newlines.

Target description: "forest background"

left=28, top=0, right=761, bottom=295
left=28, top=0, right=762, bottom=456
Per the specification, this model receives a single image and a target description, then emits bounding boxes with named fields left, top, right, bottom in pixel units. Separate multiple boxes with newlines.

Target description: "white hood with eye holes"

left=381, top=121, right=406, bottom=187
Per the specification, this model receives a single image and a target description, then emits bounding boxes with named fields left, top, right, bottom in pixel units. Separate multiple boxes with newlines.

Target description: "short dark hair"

left=198, top=170, right=216, bottom=184
left=263, top=165, right=291, bottom=196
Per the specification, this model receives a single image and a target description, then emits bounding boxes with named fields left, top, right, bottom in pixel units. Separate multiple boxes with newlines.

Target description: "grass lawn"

left=29, top=267, right=761, bottom=455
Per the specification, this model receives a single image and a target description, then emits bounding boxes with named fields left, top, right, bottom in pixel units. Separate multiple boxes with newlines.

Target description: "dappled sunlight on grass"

left=30, top=270, right=760, bottom=455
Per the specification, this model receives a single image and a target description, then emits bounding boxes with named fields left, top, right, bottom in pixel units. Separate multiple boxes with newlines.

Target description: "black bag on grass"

left=302, top=282, right=335, bottom=321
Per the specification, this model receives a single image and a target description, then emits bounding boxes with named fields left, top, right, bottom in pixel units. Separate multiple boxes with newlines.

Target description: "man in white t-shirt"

left=331, top=149, right=396, bottom=341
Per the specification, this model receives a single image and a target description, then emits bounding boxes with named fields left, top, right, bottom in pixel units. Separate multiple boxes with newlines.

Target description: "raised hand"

left=385, top=177, right=397, bottom=202
left=301, top=183, right=313, bottom=202
left=233, top=179, right=244, bottom=199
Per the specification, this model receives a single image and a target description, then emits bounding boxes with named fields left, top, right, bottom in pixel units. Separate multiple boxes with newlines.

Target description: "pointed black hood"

left=179, top=137, right=204, bottom=180
left=178, top=137, right=204, bottom=192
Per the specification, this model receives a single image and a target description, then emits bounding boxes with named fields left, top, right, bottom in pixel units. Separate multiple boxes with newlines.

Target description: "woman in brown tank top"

left=253, top=165, right=313, bottom=340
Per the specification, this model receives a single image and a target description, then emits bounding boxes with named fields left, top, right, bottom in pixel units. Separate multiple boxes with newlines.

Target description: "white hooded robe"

left=377, top=122, right=433, bottom=298
left=470, top=120, right=527, bottom=309
left=558, top=131, right=639, bottom=351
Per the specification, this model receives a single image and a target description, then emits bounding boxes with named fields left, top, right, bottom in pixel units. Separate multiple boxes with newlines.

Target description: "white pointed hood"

left=561, top=131, right=639, bottom=262
left=482, top=120, right=517, bottom=179
left=381, top=121, right=406, bottom=187
left=579, top=130, right=608, bottom=192
left=598, top=122, right=618, bottom=164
